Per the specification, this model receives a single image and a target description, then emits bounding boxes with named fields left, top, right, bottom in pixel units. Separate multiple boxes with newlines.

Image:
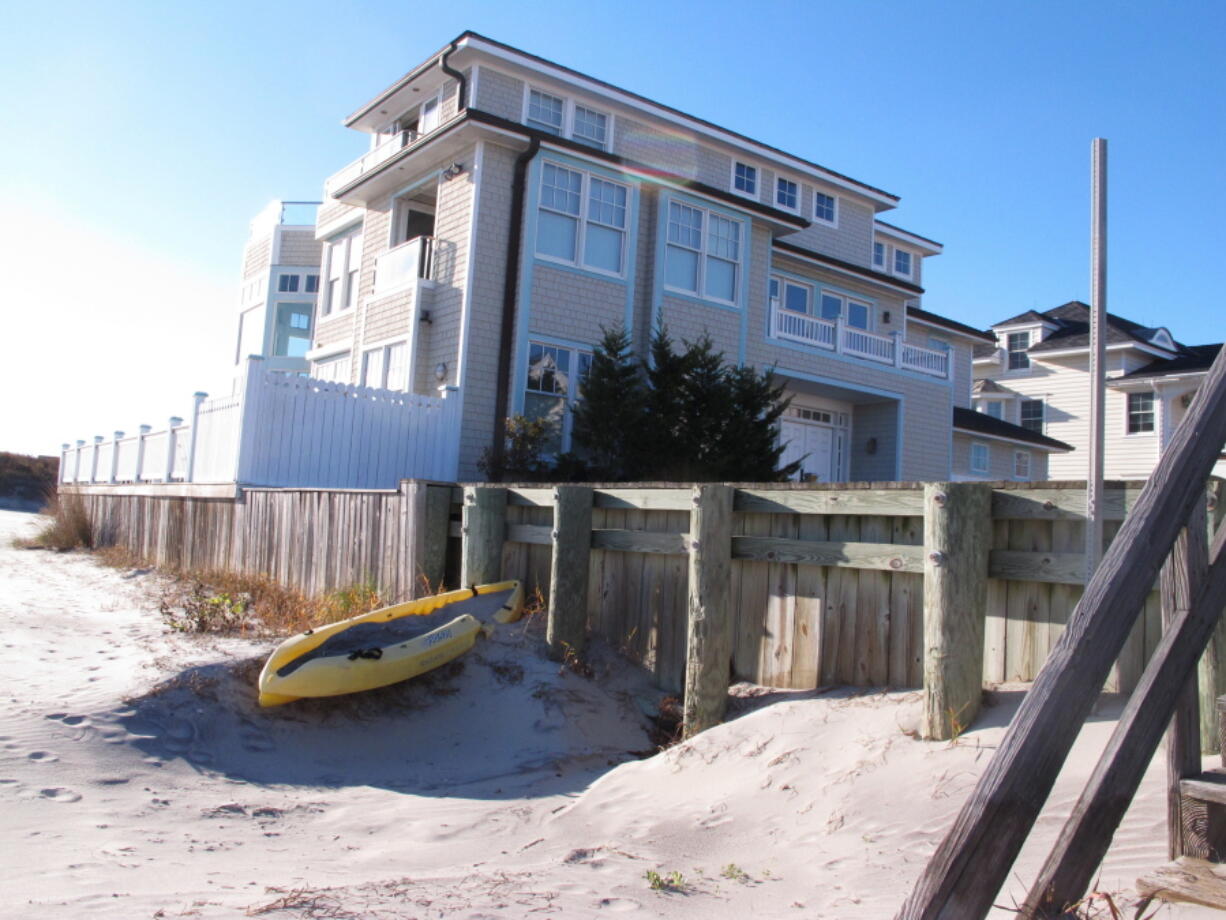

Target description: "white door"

left=781, top=420, right=835, bottom=482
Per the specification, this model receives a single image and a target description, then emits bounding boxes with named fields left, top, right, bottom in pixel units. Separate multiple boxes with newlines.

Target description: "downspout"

left=489, top=137, right=542, bottom=474
left=439, top=40, right=467, bottom=111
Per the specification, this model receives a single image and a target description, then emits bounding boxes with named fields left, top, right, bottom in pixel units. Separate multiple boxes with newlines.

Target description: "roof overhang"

left=953, top=425, right=1072, bottom=453
left=1030, top=341, right=1176, bottom=361
left=1106, top=370, right=1209, bottom=390
left=345, top=32, right=900, bottom=210
left=772, top=241, right=924, bottom=296
left=907, top=312, right=994, bottom=343
left=874, top=221, right=943, bottom=256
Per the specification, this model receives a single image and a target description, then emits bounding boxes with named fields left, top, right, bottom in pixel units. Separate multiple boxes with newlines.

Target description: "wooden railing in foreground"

left=898, top=345, right=1226, bottom=919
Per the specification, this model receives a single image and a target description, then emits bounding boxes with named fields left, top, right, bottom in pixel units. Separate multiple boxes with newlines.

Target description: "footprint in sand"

left=38, top=787, right=82, bottom=803
left=27, top=751, right=59, bottom=763
left=595, top=897, right=642, bottom=912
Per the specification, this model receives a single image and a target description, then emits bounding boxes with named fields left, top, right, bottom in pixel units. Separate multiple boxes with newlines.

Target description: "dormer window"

left=1007, top=331, right=1031, bottom=370
left=775, top=177, right=798, bottom=211
left=572, top=105, right=607, bottom=147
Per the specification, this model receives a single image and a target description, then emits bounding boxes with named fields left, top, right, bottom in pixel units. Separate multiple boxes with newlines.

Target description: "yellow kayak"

left=257, top=581, right=524, bottom=707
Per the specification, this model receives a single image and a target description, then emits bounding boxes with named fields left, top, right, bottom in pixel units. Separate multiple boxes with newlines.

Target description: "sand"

left=0, top=506, right=1214, bottom=918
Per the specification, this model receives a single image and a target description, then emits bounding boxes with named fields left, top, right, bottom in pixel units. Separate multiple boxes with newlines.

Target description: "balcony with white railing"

left=325, top=130, right=419, bottom=196
left=769, top=305, right=951, bottom=378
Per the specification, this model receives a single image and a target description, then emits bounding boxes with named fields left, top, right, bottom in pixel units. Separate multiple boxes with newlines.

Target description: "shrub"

left=27, top=490, right=93, bottom=551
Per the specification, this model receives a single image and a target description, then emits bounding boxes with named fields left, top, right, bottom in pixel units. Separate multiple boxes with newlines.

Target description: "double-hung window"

left=361, top=341, right=408, bottom=391
left=665, top=201, right=742, bottom=305
left=819, top=291, right=872, bottom=330
left=1013, top=450, right=1032, bottom=480
left=970, top=442, right=990, bottom=475
left=1006, top=331, right=1031, bottom=370
left=893, top=249, right=913, bottom=277
left=524, top=341, right=593, bottom=453
left=573, top=105, right=607, bottom=147
left=776, top=177, right=798, bottom=211
left=322, top=228, right=362, bottom=316
left=814, top=192, right=837, bottom=224
left=527, top=89, right=564, bottom=134
left=733, top=162, right=756, bottom=197
left=305, top=274, right=320, bottom=294
left=1020, top=399, right=1044, bottom=433
left=537, top=163, right=628, bottom=275
left=1127, top=391, right=1155, bottom=433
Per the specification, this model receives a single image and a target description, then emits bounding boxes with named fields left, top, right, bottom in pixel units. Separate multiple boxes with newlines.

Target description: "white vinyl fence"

left=61, top=357, right=461, bottom=488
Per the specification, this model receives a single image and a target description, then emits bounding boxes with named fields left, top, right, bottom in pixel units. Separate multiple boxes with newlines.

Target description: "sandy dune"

left=0, top=508, right=1214, bottom=918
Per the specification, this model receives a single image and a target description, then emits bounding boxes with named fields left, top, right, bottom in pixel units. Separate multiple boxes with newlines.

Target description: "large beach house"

left=300, top=30, right=1064, bottom=483
left=62, top=32, right=1069, bottom=489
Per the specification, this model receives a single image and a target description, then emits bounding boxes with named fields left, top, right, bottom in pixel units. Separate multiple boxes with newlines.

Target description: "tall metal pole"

left=1086, top=139, right=1108, bottom=579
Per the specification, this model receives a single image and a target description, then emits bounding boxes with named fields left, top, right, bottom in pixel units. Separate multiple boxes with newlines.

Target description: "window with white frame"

left=527, top=89, right=565, bottom=134
left=733, top=162, right=757, bottom=197
left=537, top=163, right=629, bottom=275
left=278, top=273, right=300, bottom=293
left=273, top=303, right=312, bottom=358
left=1013, top=450, right=1032, bottom=480
left=1020, top=399, right=1044, bottom=433
left=819, top=291, right=871, bottom=330
left=769, top=276, right=812, bottom=314
left=321, top=228, right=362, bottom=316
left=572, top=105, right=608, bottom=147
left=775, top=177, right=798, bottom=211
left=314, top=352, right=351, bottom=383
left=524, top=341, right=593, bottom=453
left=893, top=248, right=913, bottom=277
left=524, top=90, right=611, bottom=150
left=665, top=201, right=743, bottom=304
left=814, top=191, right=837, bottom=224
left=984, top=401, right=1004, bottom=420
left=1127, top=391, right=1155, bottom=433
left=873, top=241, right=885, bottom=268
left=305, top=274, right=319, bottom=294
left=361, top=341, right=408, bottom=391
left=970, top=442, right=990, bottom=475
left=1006, top=331, right=1031, bottom=369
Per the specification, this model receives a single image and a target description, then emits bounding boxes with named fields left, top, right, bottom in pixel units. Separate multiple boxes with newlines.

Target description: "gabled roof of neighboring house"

left=1112, top=343, right=1223, bottom=382
left=973, top=342, right=1000, bottom=360
left=993, top=309, right=1051, bottom=327
left=906, top=305, right=994, bottom=342
left=972, top=378, right=1016, bottom=396
left=1008, top=301, right=1179, bottom=355
left=348, top=31, right=900, bottom=207
left=952, top=407, right=1074, bottom=452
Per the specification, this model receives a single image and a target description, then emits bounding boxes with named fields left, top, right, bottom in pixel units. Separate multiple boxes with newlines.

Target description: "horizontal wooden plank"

left=1181, top=773, right=1226, bottom=808
left=1137, top=856, right=1226, bottom=910
left=591, top=528, right=688, bottom=555
left=65, top=482, right=241, bottom=499
left=732, top=535, right=925, bottom=573
left=506, top=488, right=554, bottom=507
left=594, top=489, right=693, bottom=511
left=735, top=488, right=925, bottom=516
left=989, top=549, right=1088, bottom=585
left=506, top=523, right=552, bottom=545
left=991, top=487, right=1141, bottom=522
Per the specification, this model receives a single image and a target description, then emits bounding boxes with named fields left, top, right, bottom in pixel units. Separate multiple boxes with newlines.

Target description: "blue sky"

left=1, top=0, right=1222, bottom=456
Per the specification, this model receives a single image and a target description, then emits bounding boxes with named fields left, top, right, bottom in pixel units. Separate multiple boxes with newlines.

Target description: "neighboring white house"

left=233, top=200, right=324, bottom=383
left=973, top=300, right=1224, bottom=480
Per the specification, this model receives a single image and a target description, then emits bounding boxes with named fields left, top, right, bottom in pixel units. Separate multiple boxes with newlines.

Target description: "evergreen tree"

left=569, top=323, right=797, bottom=483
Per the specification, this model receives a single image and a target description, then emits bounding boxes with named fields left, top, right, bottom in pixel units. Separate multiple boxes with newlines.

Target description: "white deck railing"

left=60, top=357, right=461, bottom=488
left=769, top=305, right=950, bottom=378
left=325, top=129, right=418, bottom=195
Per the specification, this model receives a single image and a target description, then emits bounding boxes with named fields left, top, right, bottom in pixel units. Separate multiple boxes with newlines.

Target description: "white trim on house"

left=454, top=36, right=900, bottom=207
left=873, top=222, right=943, bottom=255
left=1027, top=341, right=1174, bottom=361
left=771, top=243, right=923, bottom=297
